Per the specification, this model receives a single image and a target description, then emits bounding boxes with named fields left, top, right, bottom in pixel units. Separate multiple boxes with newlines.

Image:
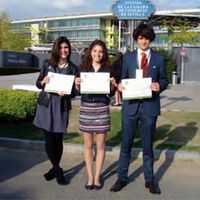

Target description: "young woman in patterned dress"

left=75, top=40, right=116, bottom=190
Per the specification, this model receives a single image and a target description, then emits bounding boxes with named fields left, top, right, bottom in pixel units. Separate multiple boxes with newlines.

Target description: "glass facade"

left=47, top=18, right=106, bottom=45
left=11, top=15, right=116, bottom=48
left=48, top=18, right=101, bottom=29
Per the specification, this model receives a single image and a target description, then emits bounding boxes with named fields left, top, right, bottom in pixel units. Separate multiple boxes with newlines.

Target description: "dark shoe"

left=55, top=168, right=68, bottom=185
left=43, top=168, right=55, bottom=181
left=112, top=103, right=120, bottom=106
left=85, top=182, right=94, bottom=190
left=93, top=182, right=103, bottom=190
left=145, top=181, right=161, bottom=194
left=110, top=179, right=126, bottom=192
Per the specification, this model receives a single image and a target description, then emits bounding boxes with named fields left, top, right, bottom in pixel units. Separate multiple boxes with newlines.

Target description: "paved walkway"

left=160, top=84, right=200, bottom=111
left=0, top=147, right=200, bottom=200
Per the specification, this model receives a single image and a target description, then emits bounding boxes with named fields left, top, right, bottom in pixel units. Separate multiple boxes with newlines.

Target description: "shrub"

left=156, top=48, right=177, bottom=83
left=0, top=89, right=38, bottom=121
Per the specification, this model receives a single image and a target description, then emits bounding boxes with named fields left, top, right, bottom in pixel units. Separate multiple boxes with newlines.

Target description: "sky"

left=0, top=0, right=200, bottom=20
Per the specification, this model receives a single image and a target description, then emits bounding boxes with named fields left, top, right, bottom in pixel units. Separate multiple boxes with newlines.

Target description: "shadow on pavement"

left=161, top=96, right=191, bottom=109
left=0, top=149, right=47, bottom=183
left=101, top=121, right=197, bottom=191
left=155, top=122, right=198, bottom=183
left=63, top=161, right=85, bottom=183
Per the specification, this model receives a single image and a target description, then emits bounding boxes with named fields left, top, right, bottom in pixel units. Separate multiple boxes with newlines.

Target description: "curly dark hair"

left=48, top=36, right=71, bottom=66
left=80, top=39, right=110, bottom=71
left=133, top=23, right=155, bottom=42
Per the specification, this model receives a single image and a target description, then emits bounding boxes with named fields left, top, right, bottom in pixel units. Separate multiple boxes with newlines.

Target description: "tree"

left=0, top=12, right=12, bottom=49
left=162, top=17, right=200, bottom=48
left=0, top=11, right=31, bottom=51
left=162, top=17, right=200, bottom=84
left=26, top=23, right=49, bottom=44
left=38, top=27, right=48, bottom=44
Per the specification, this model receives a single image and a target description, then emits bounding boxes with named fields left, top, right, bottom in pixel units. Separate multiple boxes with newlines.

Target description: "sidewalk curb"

left=0, top=137, right=199, bottom=160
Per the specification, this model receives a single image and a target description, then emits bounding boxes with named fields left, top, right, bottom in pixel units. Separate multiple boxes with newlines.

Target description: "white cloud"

left=52, top=0, right=87, bottom=10
left=0, top=0, right=90, bottom=19
left=152, top=0, right=200, bottom=10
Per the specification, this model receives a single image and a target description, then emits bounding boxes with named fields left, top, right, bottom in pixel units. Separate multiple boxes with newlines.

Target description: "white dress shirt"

left=137, top=48, right=151, bottom=69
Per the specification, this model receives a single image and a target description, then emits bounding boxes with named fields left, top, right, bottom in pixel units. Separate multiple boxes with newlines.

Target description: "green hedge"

left=0, top=89, right=38, bottom=121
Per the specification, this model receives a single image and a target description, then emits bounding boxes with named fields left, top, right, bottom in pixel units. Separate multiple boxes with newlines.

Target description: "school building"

left=11, top=9, right=200, bottom=51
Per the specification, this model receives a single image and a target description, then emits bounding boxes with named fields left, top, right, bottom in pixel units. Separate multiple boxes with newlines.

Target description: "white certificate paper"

left=122, top=78, right=152, bottom=100
left=44, top=72, right=75, bottom=94
left=80, top=72, right=110, bottom=94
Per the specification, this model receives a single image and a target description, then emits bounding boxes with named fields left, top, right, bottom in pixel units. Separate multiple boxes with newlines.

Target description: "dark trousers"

left=43, top=130, right=64, bottom=170
left=118, top=103, right=157, bottom=182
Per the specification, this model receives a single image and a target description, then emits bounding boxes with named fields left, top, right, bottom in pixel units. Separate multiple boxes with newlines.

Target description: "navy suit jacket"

left=121, top=49, right=168, bottom=116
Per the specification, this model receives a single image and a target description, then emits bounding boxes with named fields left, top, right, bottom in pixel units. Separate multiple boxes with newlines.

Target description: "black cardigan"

left=36, top=60, right=79, bottom=111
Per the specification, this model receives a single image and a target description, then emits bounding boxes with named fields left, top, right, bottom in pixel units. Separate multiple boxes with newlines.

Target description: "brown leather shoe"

left=110, top=179, right=126, bottom=192
left=145, top=181, right=161, bottom=194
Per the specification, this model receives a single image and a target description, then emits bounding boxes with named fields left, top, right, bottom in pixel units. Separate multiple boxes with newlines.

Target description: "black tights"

left=43, top=130, right=64, bottom=170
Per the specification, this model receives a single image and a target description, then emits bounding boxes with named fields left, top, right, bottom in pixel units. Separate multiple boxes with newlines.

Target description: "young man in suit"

left=110, top=23, right=168, bottom=194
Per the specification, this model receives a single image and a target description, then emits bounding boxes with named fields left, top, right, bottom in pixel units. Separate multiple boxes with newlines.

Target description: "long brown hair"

left=80, top=40, right=110, bottom=71
left=48, top=36, right=71, bottom=67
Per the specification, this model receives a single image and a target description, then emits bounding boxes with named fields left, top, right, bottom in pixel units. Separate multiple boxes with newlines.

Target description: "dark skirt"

left=33, top=95, right=69, bottom=133
left=79, top=102, right=110, bottom=133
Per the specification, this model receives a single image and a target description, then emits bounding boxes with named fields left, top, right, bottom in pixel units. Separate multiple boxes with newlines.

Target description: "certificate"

left=122, top=78, right=152, bottom=100
left=44, top=72, right=75, bottom=94
left=80, top=72, right=110, bottom=94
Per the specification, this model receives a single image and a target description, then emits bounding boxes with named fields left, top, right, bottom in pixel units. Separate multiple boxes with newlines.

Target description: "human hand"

left=118, top=82, right=125, bottom=92
left=150, top=82, right=160, bottom=92
left=109, top=77, right=117, bottom=87
left=75, top=77, right=81, bottom=90
left=58, top=91, right=65, bottom=97
left=41, top=76, right=49, bottom=85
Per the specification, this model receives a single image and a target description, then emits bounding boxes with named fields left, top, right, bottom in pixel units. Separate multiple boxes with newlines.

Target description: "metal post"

left=181, top=56, right=184, bottom=84
left=118, top=20, right=121, bottom=51
left=172, top=71, right=177, bottom=85
left=130, top=20, right=137, bottom=51
left=130, top=20, right=134, bottom=51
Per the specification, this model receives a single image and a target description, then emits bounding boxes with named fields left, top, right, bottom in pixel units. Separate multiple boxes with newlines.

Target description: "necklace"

left=58, top=62, right=68, bottom=68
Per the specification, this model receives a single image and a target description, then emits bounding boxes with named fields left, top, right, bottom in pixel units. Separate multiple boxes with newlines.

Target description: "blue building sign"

left=112, top=0, right=155, bottom=20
